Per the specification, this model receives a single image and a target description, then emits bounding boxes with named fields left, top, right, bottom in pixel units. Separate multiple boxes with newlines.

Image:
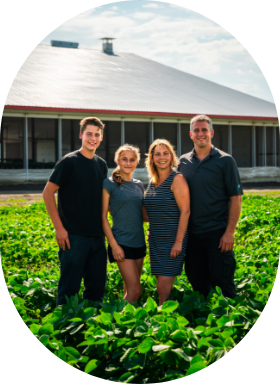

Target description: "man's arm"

left=42, top=181, right=70, bottom=250
left=219, top=195, right=242, bottom=253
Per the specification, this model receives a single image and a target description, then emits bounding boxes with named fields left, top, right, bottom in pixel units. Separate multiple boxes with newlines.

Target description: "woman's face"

left=116, top=150, right=139, bottom=175
left=152, top=145, right=172, bottom=170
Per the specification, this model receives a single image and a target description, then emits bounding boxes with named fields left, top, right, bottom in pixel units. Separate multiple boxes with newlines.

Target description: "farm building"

left=1, top=39, right=279, bottom=184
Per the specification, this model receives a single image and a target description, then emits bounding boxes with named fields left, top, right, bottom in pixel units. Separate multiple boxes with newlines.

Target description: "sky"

left=40, top=0, right=274, bottom=103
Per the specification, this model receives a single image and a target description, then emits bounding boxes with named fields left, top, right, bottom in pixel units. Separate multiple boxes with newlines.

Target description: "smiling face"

left=152, top=144, right=173, bottom=170
left=190, top=121, right=214, bottom=150
left=116, top=150, right=139, bottom=176
left=79, top=124, right=103, bottom=153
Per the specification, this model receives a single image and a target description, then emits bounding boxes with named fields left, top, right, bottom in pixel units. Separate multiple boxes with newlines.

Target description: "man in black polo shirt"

left=178, top=114, right=242, bottom=299
left=42, top=117, right=108, bottom=305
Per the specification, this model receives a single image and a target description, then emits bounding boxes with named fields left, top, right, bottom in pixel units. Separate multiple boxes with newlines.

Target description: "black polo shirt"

left=178, top=146, right=243, bottom=234
left=49, top=150, right=108, bottom=237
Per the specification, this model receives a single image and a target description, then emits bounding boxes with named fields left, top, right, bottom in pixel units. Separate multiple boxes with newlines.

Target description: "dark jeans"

left=185, top=228, right=236, bottom=299
left=57, top=234, right=107, bottom=306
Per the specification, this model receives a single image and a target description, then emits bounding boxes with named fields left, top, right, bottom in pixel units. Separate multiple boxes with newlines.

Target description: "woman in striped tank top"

left=143, top=139, right=190, bottom=305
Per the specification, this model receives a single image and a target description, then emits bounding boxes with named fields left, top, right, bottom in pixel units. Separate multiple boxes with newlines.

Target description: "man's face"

left=190, top=121, right=214, bottom=149
left=79, top=125, right=103, bottom=152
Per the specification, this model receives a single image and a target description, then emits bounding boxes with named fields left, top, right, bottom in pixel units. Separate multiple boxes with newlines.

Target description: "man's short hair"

left=79, top=117, right=105, bottom=134
left=190, top=115, right=213, bottom=132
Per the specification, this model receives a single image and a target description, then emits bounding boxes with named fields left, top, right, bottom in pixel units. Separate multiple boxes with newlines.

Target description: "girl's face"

left=116, top=150, right=139, bottom=175
left=152, top=145, right=172, bottom=170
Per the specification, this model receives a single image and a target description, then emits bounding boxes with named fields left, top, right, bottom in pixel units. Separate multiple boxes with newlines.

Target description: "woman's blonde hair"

left=112, top=144, right=141, bottom=186
left=145, top=139, right=179, bottom=184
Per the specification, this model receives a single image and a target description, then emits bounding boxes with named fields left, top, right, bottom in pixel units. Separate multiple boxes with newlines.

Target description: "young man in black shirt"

left=43, top=117, right=108, bottom=305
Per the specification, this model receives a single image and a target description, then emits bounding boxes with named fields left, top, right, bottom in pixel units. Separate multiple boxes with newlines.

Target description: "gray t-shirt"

left=103, top=177, right=145, bottom=248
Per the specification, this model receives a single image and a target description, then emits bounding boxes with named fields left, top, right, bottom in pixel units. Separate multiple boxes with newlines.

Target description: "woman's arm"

left=170, top=174, right=190, bottom=259
left=142, top=206, right=149, bottom=222
left=101, top=188, right=125, bottom=262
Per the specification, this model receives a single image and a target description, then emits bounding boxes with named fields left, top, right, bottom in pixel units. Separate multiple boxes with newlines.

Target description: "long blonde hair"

left=112, top=144, right=141, bottom=187
left=145, top=139, right=179, bottom=184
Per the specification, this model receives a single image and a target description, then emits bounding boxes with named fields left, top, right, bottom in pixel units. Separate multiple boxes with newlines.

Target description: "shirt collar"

left=191, top=145, right=217, bottom=158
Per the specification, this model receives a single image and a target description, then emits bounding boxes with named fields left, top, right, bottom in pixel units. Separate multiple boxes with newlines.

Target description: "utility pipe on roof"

left=23, top=116, right=28, bottom=181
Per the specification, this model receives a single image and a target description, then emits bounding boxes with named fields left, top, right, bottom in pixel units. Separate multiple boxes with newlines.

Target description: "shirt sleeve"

left=49, top=157, right=73, bottom=187
left=103, top=178, right=113, bottom=194
left=223, top=156, right=243, bottom=196
left=103, top=161, right=108, bottom=180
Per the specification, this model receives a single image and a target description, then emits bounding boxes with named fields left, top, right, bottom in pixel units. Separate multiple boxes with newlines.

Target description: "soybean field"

left=0, top=195, right=279, bottom=382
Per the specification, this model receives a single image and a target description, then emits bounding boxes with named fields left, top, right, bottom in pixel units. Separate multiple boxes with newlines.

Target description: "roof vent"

left=51, top=40, right=79, bottom=49
left=100, top=37, right=115, bottom=54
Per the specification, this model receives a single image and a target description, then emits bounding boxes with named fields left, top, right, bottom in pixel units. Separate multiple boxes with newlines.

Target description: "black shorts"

left=108, top=243, right=146, bottom=263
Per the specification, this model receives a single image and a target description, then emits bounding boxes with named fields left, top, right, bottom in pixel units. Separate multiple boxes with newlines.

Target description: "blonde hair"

left=112, top=144, right=141, bottom=186
left=145, top=139, right=179, bottom=184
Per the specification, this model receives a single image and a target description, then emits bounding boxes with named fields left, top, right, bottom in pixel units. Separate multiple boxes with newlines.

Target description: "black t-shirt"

left=178, top=146, right=243, bottom=234
left=49, top=150, right=108, bottom=237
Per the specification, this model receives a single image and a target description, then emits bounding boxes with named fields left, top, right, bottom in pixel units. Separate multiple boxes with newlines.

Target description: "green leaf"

left=171, top=330, right=188, bottom=343
left=120, top=348, right=135, bottom=363
left=161, top=350, right=177, bottom=366
left=172, top=348, right=192, bottom=362
left=135, top=308, right=148, bottom=320
left=203, top=327, right=220, bottom=336
left=190, top=355, right=203, bottom=365
left=82, top=307, right=96, bottom=321
left=157, top=323, right=168, bottom=341
left=21, top=286, right=29, bottom=294
left=85, top=359, right=100, bottom=374
left=208, top=339, right=224, bottom=348
left=216, top=316, right=230, bottom=328
left=161, top=301, right=179, bottom=313
left=187, top=361, right=207, bottom=375
left=165, top=369, right=185, bottom=378
left=41, top=302, right=52, bottom=311
left=105, top=364, right=120, bottom=372
left=58, top=348, right=66, bottom=362
left=166, top=318, right=179, bottom=332
left=69, top=324, right=84, bottom=335
left=176, top=316, right=189, bottom=327
left=39, top=323, right=54, bottom=335
left=119, top=373, right=137, bottom=383
left=138, top=337, right=155, bottom=353
left=68, top=317, right=83, bottom=322
left=98, top=312, right=111, bottom=325
left=113, top=311, right=122, bottom=324
left=134, top=324, right=149, bottom=337
left=30, top=324, right=41, bottom=335
left=152, top=345, right=171, bottom=352
left=123, top=354, right=145, bottom=371
left=39, top=335, right=49, bottom=346
left=64, top=347, right=81, bottom=360
left=145, top=297, right=157, bottom=313
left=215, top=286, right=222, bottom=295
left=125, top=303, right=136, bottom=314
left=213, top=349, right=226, bottom=362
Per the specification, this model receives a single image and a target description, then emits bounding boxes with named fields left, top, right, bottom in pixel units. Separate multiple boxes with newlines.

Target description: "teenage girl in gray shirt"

left=102, top=144, right=146, bottom=303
